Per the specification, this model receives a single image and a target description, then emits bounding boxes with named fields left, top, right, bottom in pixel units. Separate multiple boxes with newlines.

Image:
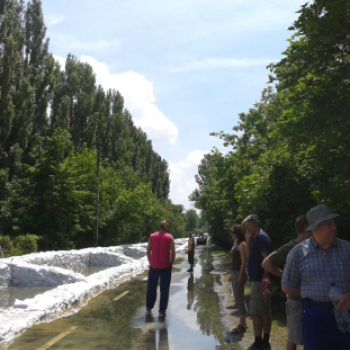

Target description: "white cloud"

left=186, top=150, right=209, bottom=165
left=169, top=150, right=209, bottom=209
left=51, top=34, right=121, bottom=52
left=168, top=58, right=275, bottom=73
left=69, top=56, right=178, bottom=146
left=53, top=55, right=66, bottom=69
left=45, top=14, right=64, bottom=27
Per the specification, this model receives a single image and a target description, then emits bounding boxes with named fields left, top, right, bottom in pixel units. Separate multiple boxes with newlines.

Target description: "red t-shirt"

left=150, top=231, right=173, bottom=269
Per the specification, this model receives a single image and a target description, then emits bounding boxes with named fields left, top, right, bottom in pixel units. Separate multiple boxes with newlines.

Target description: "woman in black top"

left=229, top=224, right=248, bottom=334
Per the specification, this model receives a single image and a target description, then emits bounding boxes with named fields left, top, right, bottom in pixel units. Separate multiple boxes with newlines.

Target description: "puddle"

left=70, top=265, right=113, bottom=276
left=0, top=267, right=120, bottom=310
left=0, top=286, right=54, bottom=310
left=2, top=246, right=242, bottom=350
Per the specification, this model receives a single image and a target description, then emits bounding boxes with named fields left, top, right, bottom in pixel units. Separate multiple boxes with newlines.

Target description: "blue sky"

left=41, top=0, right=308, bottom=209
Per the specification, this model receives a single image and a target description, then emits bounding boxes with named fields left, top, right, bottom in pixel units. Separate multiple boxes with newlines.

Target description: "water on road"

left=2, top=245, right=244, bottom=350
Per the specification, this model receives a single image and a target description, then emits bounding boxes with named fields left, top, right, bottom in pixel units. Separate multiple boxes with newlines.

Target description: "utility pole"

left=92, top=146, right=101, bottom=247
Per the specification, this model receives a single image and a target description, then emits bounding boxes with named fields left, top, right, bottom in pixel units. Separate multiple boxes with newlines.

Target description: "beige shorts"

left=249, top=281, right=271, bottom=316
left=286, top=299, right=303, bottom=345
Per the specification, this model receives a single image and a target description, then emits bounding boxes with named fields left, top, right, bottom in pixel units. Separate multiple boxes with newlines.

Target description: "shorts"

left=188, top=251, right=194, bottom=265
left=286, top=299, right=303, bottom=345
left=249, top=281, right=271, bottom=316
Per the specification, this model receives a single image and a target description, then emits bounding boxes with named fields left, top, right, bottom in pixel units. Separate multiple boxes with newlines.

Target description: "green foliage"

left=185, top=209, right=199, bottom=231
left=0, top=0, right=183, bottom=253
left=0, top=235, right=40, bottom=256
left=191, top=1, right=350, bottom=247
left=13, top=235, right=40, bottom=255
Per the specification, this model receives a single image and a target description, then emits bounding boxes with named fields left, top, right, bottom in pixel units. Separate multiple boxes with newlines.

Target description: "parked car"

left=196, top=233, right=207, bottom=246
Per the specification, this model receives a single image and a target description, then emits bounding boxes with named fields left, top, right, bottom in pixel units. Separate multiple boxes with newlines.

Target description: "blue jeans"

left=302, top=299, right=350, bottom=350
left=146, top=265, right=172, bottom=312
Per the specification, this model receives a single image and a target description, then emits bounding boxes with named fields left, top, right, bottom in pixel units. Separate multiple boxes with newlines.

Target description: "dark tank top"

left=230, top=245, right=242, bottom=271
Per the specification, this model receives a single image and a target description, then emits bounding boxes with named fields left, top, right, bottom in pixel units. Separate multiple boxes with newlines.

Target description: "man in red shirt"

left=146, top=221, right=175, bottom=319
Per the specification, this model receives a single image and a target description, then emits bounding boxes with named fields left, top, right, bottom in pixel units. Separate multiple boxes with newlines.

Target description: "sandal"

left=230, top=325, right=246, bottom=334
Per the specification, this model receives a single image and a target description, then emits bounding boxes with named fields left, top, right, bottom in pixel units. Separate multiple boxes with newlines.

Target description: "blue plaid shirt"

left=282, top=237, right=350, bottom=302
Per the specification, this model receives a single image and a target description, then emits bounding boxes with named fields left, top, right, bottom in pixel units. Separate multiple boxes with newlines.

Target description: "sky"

left=41, top=0, right=308, bottom=210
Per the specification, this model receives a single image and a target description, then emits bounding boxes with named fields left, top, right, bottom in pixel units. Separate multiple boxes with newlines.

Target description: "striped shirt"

left=282, top=237, right=350, bottom=302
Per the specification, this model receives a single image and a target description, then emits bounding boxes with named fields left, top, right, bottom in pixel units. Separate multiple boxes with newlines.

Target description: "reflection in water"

left=193, top=249, right=226, bottom=341
left=0, top=286, right=54, bottom=310
left=70, top=265, right=111, bottom=276
left=187, top=273, right=194, bottom=310
left=5, top=248, right=241, bottom=350
left=145, top=328, right=169, bottom=350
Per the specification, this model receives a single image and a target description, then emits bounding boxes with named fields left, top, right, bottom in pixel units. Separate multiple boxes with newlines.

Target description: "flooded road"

left=2, top=245, right=247, bottom=350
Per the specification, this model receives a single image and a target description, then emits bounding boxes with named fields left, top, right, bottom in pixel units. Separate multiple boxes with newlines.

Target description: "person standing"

left=262, top=215, right=310, bottom=350
left=282, top=204, right=350, bottom=350
left=187, top=232, right=195, bottom=272
left=243, top=214, right=273, bottom=350
left=146, top=220, right=175, bottom=319
left=228, top=224, right=248, bottom=334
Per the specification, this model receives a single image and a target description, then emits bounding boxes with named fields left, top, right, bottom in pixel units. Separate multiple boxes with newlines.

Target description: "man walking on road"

left=262, top=215, right=310, bottom=350
left=243, top=214, right=273, bottom=350
left=146, top=221, right=175, bottom=319
left=187, top=232, right=195, bottom=272
left=282, top=204, right=350, bottom=350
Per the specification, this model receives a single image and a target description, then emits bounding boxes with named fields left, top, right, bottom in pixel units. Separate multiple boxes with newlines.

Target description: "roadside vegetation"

left=191, top=0, right=350, bottom=249
left=0, top=0, right=189, bottom=253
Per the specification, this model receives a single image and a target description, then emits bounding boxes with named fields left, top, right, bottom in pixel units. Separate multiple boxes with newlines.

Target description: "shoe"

left=230, top=325, right=246, bottom=334
left=262, top=342, right=271, bottom=350
left=146, top=308, right=152, bottom=316
left=159, top=310, right=166, bottom=319
left=187, top=268, right=193, bottom=272
left=247, top=344, right=263, bottom=350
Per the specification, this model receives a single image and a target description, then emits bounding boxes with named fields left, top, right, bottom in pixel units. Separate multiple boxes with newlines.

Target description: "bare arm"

left=261, top=251, right=270, bottom=274
left=282, top=285, right=301, bottom=298
left=245, top=231, right=252, bottom=258
left=238, top=242, right=247, bottom=282
left=170, top=237, right=176, bottom=265
left=262, top=256, right=283, bottom=277
left=146, top=238, right=151, bottom=264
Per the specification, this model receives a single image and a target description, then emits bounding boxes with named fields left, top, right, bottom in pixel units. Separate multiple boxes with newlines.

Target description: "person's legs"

left=262, top=313, right=272, bottom=349
left=252, top=315, right=263, bottom=336
left=286, top=341, right=297, bottom=350
left=249, top=282, right=265, bottom=349
left=146, top=267, right=159, bottom=310
left=262, top=313, right=271, bottom=333
left=338, top=331, right=350, bottom=350
left=286, top=299, right=303, bottom=350
left=260, top=285, right=272, bottom=349
left=159, top=265, right=172, bottom=312
left=302, top=299, right=339, bottom=350
left=187, top=251, right=194, bottom=272
left=232, top=271, right=247, bottom=327
left=248, top=282, right=271, bottom=349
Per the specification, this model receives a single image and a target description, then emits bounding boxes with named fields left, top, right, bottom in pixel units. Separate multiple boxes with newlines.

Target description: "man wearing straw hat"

left=282, top=204, right=350, bottom=350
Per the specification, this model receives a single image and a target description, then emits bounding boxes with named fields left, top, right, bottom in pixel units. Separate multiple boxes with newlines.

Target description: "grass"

left=174, top=257, right=184, bottom=264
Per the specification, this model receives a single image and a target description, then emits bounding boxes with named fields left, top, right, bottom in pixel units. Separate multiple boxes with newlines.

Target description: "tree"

left=185, top=209, right=199, bottom=231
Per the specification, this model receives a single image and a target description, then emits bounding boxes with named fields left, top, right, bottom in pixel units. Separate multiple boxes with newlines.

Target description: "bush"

left=0, top=235, right=40, bottom=257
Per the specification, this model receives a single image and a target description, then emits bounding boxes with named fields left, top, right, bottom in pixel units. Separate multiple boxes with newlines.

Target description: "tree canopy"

left=0, top=0, right=186, bottom=253
left=191, top=0, right=350, bottom=248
